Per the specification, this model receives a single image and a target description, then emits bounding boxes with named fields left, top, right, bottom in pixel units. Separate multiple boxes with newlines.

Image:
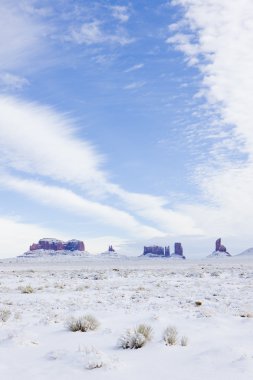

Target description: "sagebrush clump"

left=118, top=323, right=153, bottom=349
left=67, top=314, right=100, bottom=332
left=0, top=308, right=11, bottom=322
left=180, top=335, right=189, bottom=346
left=20, top=285, right=34, bottom=294
left=135, top=324, right=153, bottom=341
left=84, top=347, right=111, bottom=370
left=163, top=326, right=178, bottom=345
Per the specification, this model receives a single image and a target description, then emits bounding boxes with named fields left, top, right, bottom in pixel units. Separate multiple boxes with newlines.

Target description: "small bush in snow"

left=135, top=324, right=153, bottom=342
left=118, top=324, right=152, bottom=349
left=20, top=285, right=34, bottom=294
left=80, top=346, right=117, bottom=370
left=118, top=329, right=146, bottom=349
left=163, top=326, right=178, bottom=345
left=180, top=336, right=188, bottom=346
left=0, top=308, right=11, bottom=322
left=85, top=348, right=107, bottom=369
left=67, top=314, right=100, bottom=332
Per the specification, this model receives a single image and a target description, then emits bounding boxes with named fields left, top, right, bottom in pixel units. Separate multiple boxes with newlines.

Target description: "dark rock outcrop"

left=143, top=246, right=165, bottom=256
left=174, top=242, right=183, bottom=256
left=215, top=238, right=227, bottom=252
left=143, top=243, right=185, bottom=259
left=172, top=242, right=186, bottom=259
left=209, top=238, right=231, bottom=257
left=165, top=246, right=170, bottom=257
left=29, top=238, right=85, bottom=252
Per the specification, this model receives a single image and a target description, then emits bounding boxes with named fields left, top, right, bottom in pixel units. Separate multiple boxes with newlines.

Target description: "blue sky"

left=1, top=0, right=253, bottom=257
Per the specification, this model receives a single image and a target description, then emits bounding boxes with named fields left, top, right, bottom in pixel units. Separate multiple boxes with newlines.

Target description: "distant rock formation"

left=100, top=245, right=124, bottom=258
left=165, top=246, right=170, bottom=257
left=142, top=243, right=185, bottom=259
left=143, top=245, right=166, bottom=256
left=19, top=238, right=86, bottom=257
left=29, top=238, right=85, bottom=252
left=172, top=242, right=185, bottom=259
left=174, top=242, right=183, bottom=256
left=208, top=238, right=231, bottom=257
left=215, top=238, right=227, bottom=253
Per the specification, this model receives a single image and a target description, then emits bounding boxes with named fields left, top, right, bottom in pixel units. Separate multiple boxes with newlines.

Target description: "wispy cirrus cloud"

left=125, top=63, right=144, bottom=73
left=0, top=96, right=106, bottom=193
left=167, top=0, right=253, bottom=242
left=0, top=172, right=164, bottom=239
left=0, top=0, right=49, bottom=71
left=0, top=72, right=29, bottom=90
left=124, top=81, right=146, bottom=90
left=0, top=95, right=200, bottom=240
left=110, top=5, right=130, bottom=23
left=67, top=20, right=133, bottom=46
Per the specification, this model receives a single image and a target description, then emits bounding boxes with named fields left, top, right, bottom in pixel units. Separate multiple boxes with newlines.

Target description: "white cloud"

left=111, top=6, right=130, bottom=23
left=124, top=81, right=146, bottom=90
left=125, top=63, right=144, bottom=73
left=169, top=0, right=253, bottom=152
left=68, top=21, right=133, bottom=46
left=0, top=0, right=48, bottom=71
left=167, top=0, right=253, bottom=242
left=0, top=95, right=200, bottom=239
left=0, top=96, right=106, bottom=194
left=0, top=72, right=29, bottom=90
left=0, top=172, right=164, bottom=240
left=112, top=189, right=202, bottom=236
left=0, top=216, right=64, bottom=258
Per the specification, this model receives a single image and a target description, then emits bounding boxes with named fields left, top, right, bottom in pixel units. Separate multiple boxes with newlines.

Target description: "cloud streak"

left=167, top=0, right=253, bottom=241
left=67, top=21, right=133, bottom=46
left=0, top=0, right=49, bottom=71
left=0, top=72, right=29, bottom=90
left=0, top=95, right=200, bottom=239
left=110, top=5, right=130, bottom=23
left=0, top=172, right=164, bottom=239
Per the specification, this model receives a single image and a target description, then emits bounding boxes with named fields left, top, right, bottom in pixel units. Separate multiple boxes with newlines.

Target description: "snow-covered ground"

left=0, top=257, right=253, bottom=379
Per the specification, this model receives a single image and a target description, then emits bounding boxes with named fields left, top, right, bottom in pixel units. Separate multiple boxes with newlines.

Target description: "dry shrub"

left=20, top=285, right=34, bottom=294
left=163, top=326, right=178, bottom=345
left=67, top=314, right=100, bottom=332
left=135, top=324, right=153, bottom=341
left=118, top=323, right=153, bottom=349
left=0, top=308, right=11, bottom=322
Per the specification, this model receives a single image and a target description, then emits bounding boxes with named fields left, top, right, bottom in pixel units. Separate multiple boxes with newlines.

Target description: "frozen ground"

left=0, top=257, right=253, bottom=379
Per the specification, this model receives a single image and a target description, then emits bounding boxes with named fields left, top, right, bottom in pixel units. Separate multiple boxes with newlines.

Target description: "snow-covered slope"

left=99, top=250, right=126, bottom=259
left=207, top=251, right=231, bottom=258
left=236, top=247, right=253, bottom=257
left=140, top=253, right=185, bottom=259
left=18, top=249, right=90, bottom=258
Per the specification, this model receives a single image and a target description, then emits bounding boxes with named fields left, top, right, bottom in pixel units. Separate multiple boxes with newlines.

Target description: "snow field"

left=0, top=258, right=253, bottom=379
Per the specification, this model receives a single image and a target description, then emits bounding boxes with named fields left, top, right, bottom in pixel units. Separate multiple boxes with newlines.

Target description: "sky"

left=1, top=0, right=253, bottom=258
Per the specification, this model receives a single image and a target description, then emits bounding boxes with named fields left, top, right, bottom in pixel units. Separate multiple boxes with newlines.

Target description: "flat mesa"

left=19, top=237, right=87, bottom=258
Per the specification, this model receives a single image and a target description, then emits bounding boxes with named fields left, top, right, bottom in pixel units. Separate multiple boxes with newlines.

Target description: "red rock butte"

left=29, top=238, right=85, bottom=252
